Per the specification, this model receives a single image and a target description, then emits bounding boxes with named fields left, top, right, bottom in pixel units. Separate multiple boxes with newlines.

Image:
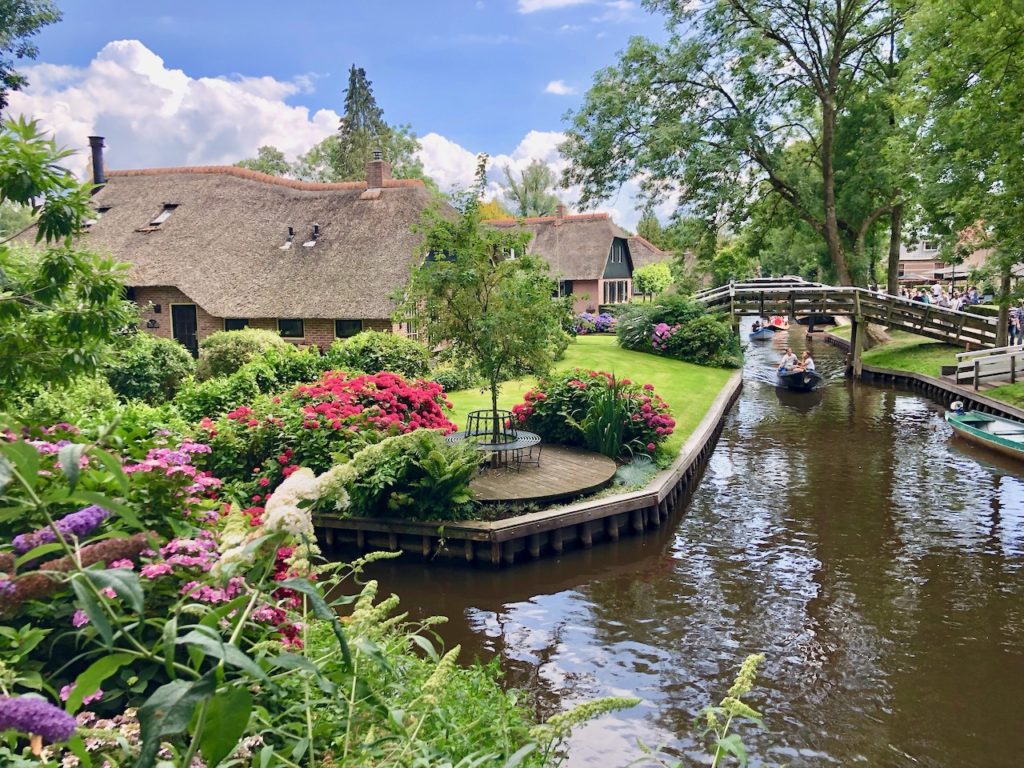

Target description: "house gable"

left=602, top=237, right=633, bottom=279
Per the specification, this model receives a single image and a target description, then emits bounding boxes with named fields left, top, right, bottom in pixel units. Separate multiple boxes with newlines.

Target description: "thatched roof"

left=484, top=213, right=634, bottom=280
left=80, top=166, right=436, bottom=319
left=627, top=235, right=672, bottom=269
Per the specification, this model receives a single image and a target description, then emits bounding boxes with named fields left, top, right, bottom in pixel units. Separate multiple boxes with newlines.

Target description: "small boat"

left=777, top=368, right=823, bottom=392
left=749, top=327, right=775, bottom=341
left=795, top=314, right=836, bottom=326
left=946, top=409, right=1024, bottom=461
left=768, top=316, right=790, bottom=331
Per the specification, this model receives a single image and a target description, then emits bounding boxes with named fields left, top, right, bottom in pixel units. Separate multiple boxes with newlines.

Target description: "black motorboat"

left=777, top=368, right=823, bottom=392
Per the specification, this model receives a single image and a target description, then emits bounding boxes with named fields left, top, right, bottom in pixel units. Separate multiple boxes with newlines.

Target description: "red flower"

left=258, top=477, right=270, bottom=487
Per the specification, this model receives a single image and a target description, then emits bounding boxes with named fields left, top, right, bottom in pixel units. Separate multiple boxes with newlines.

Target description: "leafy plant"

left=195, top=328, right=290, bottom=381
left=324, top=330, right=431, bottom=379
left=105, top=331, right=195, bottom=404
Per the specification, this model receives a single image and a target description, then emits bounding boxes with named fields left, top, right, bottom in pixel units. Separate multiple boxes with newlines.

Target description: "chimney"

left=366, top=149, right=391, bottom=189
left=555, top=202, right=566, bottom=219
left=88, top=136, right=106, bottom=188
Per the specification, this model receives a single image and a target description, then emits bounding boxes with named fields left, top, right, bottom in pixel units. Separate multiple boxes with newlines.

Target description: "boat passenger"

left=779, top=348, right=798, bottom=371
left=796, top=351, right=816, bottom=372
left=752, top=320, right=762, bottom=332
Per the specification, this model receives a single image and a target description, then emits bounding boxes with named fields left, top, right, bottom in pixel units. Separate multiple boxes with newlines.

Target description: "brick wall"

left=131, top=285, right=400, bottom=352
left=570, top=280, right=600, bottom=313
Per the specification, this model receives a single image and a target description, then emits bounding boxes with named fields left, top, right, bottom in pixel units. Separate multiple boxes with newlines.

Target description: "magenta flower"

left=71, top=610, right=89, bottom=628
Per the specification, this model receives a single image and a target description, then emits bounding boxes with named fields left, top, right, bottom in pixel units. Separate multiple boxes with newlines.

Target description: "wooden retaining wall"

left=314, top=369, right=744, bottom=566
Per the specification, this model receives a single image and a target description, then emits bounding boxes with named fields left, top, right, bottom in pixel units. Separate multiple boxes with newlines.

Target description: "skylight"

left=83, top=206, right=111, bottom=229
left=302, top=224, right=320, bottom=248
left=280, top=226, right=295, bottom=250
left=150, top=203, right=178, bottom=226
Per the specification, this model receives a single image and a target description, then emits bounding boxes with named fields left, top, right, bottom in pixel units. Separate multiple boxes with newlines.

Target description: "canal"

left=368, top=325, right=1024, bottom=767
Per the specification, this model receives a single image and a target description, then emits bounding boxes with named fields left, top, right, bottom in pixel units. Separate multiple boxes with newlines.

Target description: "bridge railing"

left=955, top=349, right=1024, bottom=389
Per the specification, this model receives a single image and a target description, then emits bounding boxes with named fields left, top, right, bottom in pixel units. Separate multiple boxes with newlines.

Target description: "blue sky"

left=13, top=0, right=671, bottom=227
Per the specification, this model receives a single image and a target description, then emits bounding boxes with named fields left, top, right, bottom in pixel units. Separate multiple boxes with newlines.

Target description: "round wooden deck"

left=471, top=445, right=618, bottom=505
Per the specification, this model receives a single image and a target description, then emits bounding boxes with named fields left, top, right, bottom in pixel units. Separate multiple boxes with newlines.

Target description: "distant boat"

left=777, top=368, right=823, bottom=392
left=795, top=314, right=836, bottom=326
left=946, top=409, right=1024, bottom=461
left=749, top=327, right=775, bottom=340
left=768, top=316, right=790, bottom=331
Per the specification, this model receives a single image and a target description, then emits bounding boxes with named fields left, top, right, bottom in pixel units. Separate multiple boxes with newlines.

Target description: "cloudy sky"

left=9, top=0, right=671, bottom=229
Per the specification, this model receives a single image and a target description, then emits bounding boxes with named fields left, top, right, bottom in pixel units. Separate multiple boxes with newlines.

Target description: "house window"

left=898, top=264, right=905, bottom=277
left=922, top=240, right=937, bottom=252
left=224, top=318, right=249, bottom=331
left=150, top=204, right=178, bottom=226
left=335, top=319, right=363, bottom=338
left=277, top=319, right=304, bottom=338
left=558, top=280, right=574, bottom=297
left=603, top=279, right=630, bottom=304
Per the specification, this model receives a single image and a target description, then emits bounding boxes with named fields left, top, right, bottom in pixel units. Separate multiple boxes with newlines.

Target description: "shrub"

left=430, top=361, right=480, bottom=392
left=617, top=295, right=740, bottom=367
left=104, top=331, right=195, bottom=403
left=196, top=371, right=458, bottom=497
left=324, top=330, right=431, bottom=378
left=174, top=366, right=262, bottom=421
left=511, top=368, right=675, bottom=458
left=575, top=311, right=617, bottom=335
left=316, top=429, right=480, bottom=520
left=195, top=328, right=289, bottom=380
left=8, top=375, right=119, bottom=428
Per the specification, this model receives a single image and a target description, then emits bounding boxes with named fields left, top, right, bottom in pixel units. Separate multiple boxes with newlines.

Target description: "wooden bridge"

left=694, top=277, right=1000, bottom=374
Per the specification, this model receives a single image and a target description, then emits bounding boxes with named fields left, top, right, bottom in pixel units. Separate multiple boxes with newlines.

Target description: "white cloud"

left=591, top=0, right=640, bottom=22
left=544, top=79, right=576, bottom=95
left=6, top=39, right=338, bottom=176
left=517, top=0, right=590, bottom=12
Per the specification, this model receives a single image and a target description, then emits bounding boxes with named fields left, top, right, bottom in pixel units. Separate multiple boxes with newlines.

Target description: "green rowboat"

left=945, top=409, right=1024, bottom=461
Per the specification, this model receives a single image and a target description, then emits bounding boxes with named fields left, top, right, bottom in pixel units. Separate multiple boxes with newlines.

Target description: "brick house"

left=483, top=206, right=672, bottom=313
left=79, top=139, right=434, bottom=354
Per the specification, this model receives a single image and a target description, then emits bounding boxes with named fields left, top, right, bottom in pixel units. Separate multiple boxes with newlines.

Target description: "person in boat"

left=752, top=319, right=762, bottom=332
left=779, top=348, right=798, bottom=372
left=794, top=350, right=816, bottom=372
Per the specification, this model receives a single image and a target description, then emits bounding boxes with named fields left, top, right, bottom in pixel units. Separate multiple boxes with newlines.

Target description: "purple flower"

left=12, top=505, right=111, bottom=554
left=0, top=695, right=76, bottom=742
left=59, top=684, right=102, bottom=706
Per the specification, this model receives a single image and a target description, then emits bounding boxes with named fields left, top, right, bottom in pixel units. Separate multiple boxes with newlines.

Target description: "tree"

left=0, top=118, right=131, bottom=401
left=636, top=207, right=666, bottom=249
left=0, top=0, right=61, bottom=114
left=907, top=0, right=1024, bottom=344
left=633, top=263, right=673, bottom=299
left=399, top=155, right=566, bottom=440
left=562, top=0, right=903, bottom=286
left=294, top=65, right=427, bottom=184
left=478, top=198, right=513, bottom=220
left=501, top=160, right=560, bottom=218
left=235, top=145, right=291, bottom=177
left=0, top=199, right=33, bottom=238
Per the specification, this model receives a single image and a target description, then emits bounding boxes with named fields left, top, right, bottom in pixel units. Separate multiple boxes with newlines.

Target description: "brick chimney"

left=366, top=149, right=391, bottom=189
left=555, top=202, right=566, bottom=219
left=88, top=136, right=106, bottom=188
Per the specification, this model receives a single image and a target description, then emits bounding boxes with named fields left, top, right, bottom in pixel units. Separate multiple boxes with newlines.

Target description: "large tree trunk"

left=996, top=261, right=1012, bottom=348
left=887, top=203, right=903, bottom=296
left=821, top=102, right=853, bottom=285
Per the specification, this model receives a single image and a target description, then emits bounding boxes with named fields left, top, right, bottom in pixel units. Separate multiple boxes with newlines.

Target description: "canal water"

left=368, top=324, right=1024, bottom=767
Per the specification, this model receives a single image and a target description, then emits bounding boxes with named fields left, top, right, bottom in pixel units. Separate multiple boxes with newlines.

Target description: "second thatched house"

left=78, top=139, right=433, bottom=354
left=483, top=205, right=671, bottom=313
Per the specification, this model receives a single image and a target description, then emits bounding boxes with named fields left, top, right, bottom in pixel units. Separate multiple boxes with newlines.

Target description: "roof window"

left=150, top=203, right=178, bottom=226
left=280, top=226, right=295, bottom=250
left=83, top=206, right=111, bottom=229
left=302, top=224, right=320, bottom=248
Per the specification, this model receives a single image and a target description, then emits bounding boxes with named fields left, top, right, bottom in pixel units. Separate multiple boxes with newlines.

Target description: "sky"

left=8, top=0, right=674, bottom=230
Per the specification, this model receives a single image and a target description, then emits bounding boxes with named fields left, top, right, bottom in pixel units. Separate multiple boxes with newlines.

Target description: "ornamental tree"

left=633, top=263, right=673, bottom=300
left=399, top=155, right=567, bottom=440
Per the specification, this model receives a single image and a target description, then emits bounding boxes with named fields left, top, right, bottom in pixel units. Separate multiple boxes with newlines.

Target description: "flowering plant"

left=574, top=312, right=617, bottom=335
left=511, top=368, right=675, bottom=459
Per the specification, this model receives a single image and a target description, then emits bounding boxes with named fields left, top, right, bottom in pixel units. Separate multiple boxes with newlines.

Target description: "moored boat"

left=777, top=368, right=823, bottom=392
left=749, top=327, right=775, bottom=341
left=795, top=314, right=836, bottom=326
left=946, top=409, right=1024, bottom=461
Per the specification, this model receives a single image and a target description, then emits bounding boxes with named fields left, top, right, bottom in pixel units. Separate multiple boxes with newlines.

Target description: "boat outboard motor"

left=951, top=400, right=965, bottom=414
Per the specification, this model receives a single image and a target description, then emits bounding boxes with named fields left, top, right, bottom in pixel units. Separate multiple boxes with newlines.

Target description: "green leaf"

left=0, top=455, right=12, bottom=494
left=66, top=734, right=94, bottom=768
left=269, top=653, right=336, bottom=694
left=85, top=567, right=144, bottom=614
left=162, top=615, right=178, bottom=679
left=279, top=577, right=351, bottom=668
left=90, top=446, right=130, bottom=494
left=68, top=652, right=134, bottom=713
left=71, top=576, right=113, bottom=647
left=502, top=744, right=537, bottom=768
left=69, top=490, right=142, bottom=531
left=0, top=440, right=39, bottom=486
left=136, top=673, right=217, bottom=768
left=716, top=733, right=748, bottom=767
left=58, top=443, right=85, bottom=491
left=14, top=542, right=64, bottom=567
left=199, top=684, right=252, bottom=767
left=176, top=627, right=268, bottom=683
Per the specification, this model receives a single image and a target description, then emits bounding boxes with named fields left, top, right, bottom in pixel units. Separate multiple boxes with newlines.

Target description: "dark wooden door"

left=171, top=304, right=198, bottom=356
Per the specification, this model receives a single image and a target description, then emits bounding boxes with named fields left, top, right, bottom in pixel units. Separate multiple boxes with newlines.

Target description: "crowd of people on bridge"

left=899, top=283, right=980, bottom=310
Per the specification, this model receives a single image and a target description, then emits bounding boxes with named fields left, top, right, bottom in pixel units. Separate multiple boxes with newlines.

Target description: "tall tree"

left=294, top=65, right=427, bottom=185
left=907, top=0, right=1024, bottom=344
left=399, top=156, right=566, bottom=440
left=0, top=0, right=61, bottom=114
left=501, top=160, right=561, bottom=218
left=562, top=0, right=903, bottom=285
left=235, top=145, right=291, bottom=177
left=636, top=207, right=666, bottom=249
left=478, top=198, right=513, bottom=220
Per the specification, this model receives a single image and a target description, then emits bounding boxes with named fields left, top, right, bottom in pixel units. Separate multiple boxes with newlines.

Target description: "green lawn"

left=860, top=330, right=961, bottom=377
left=445, top=335, right=734, bottom=457
left=986, top=382, right=1024, bottom=409
left=828, top=324, right=851, bottom=339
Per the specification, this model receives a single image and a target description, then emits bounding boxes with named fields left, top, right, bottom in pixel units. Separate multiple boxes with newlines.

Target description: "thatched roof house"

left=484, top=206, right=671, bottom=312
left=79, top=139, right=435, bottom=353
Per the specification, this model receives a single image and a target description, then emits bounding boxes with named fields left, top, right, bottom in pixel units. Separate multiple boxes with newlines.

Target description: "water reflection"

left=367, top=322, right=1024, bottom=768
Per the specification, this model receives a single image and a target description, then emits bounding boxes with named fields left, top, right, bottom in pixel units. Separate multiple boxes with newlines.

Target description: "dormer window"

left=150, top=203, right=178, bottom=226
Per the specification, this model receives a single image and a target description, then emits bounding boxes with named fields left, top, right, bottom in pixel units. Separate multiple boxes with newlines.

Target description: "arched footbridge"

left=694, top=277, right=1000, bottom=373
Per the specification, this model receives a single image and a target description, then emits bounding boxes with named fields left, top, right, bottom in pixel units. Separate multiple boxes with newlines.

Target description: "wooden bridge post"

left=851, top=315, right=865, bottom=377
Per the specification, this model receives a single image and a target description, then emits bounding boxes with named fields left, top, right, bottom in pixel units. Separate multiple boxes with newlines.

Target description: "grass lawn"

left=445, top=335, right=735, bottom=457
left=828, top=324, right=852, bottom=339
left=860, top=330, right=961, bottom=377
left=986, top=383, right=1024, bottom=409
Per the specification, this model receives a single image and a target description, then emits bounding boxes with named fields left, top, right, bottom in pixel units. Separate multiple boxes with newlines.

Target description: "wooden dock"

left=470, top=446, right=617, bottom=504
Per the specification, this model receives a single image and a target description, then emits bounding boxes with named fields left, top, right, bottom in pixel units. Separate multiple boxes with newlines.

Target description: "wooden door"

left=171, top=304, right=198, bottom=356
